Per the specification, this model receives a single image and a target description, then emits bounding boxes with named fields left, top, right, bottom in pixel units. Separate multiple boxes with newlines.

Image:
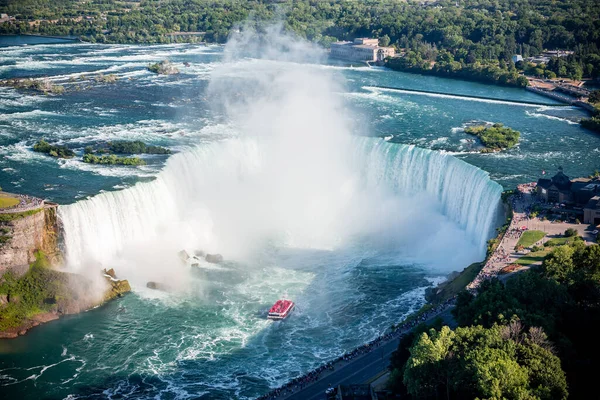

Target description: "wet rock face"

left=146, top=281, right=172, bottom=292
left=104, top=268, right=116, bottom=279
left=0, top=205, right=61, bottom=278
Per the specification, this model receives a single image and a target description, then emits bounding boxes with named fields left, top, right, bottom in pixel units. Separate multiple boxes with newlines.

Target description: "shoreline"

left=0, top=276, right=131, bottom=340
left=259, top=192, right=515, bottom=400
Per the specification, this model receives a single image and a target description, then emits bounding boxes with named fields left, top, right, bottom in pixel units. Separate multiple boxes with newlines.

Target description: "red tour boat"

left=267, top=299, right=295, bottom=320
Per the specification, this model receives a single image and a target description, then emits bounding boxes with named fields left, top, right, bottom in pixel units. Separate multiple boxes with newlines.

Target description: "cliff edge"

left=0, top=193, right=131, bottom=338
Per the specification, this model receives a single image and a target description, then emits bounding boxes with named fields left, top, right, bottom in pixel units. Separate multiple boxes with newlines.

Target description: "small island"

left=33, top=140, right=75, bottom=158
left=465, top=123, right=520, bottom=152
left=32, top=140, right=167, bottom=166
left=0, top=78, right=65, bottom=95
left=109, top=140, right=171, bottom=155
left=83, top=153, right=146, bottom=166
left=147, top=60, right=179, bottom=75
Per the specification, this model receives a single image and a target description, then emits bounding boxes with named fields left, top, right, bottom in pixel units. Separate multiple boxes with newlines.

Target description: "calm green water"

left=0, top=40, right=599, bottom=400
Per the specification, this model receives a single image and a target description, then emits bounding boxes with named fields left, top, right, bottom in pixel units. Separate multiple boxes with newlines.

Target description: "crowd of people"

left=0, top=193, right=44, bottom=212
left=469, top=184, right=538, bottom=290
left=256, top=298, right=455, bottom=400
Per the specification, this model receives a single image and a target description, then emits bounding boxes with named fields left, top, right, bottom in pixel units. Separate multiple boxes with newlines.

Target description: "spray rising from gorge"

left=58, top=28, right=503, bottom=288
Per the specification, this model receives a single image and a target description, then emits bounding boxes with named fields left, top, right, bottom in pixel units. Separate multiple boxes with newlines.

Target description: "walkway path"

left=469, top=183, right=597, bottom=290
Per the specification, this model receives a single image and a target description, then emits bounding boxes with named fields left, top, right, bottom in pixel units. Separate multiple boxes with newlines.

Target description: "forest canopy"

left=1, top=1, right=600, bottom=81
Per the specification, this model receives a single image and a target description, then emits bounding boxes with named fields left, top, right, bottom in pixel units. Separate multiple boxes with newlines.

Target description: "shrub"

left=33, top=140, right=75, bottom=158
left=565, top=228, right=578, bottom=237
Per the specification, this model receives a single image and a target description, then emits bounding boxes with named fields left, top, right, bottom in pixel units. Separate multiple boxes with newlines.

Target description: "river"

left=0, top=37, right=599, bottom=399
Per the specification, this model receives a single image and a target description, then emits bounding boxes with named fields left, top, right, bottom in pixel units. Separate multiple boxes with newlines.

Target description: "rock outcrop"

left=1, top=197, right=131, bottom=339
left=0, top=267, right=131, bottom=339
left=146, top=281, right=172, bottom=292
left=147, top=60, right=179, bottom=75
left=0, top=203, right=62, bottom=277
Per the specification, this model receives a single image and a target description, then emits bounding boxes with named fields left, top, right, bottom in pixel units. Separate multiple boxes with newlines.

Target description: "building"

left=537, top=168, right=600, bottom=224
left=542, top=50, right=574, bottom=58
left=330, top=38, right=395, bottom=63
left=537, top=168, right=573, bottom=203
left=526, top=56, right=551, bottom=64
left=512, top=55, right=523, bottom=63
left=334, top=384, right=378, bottom=400
left=584, top=196, right=600, bottom=226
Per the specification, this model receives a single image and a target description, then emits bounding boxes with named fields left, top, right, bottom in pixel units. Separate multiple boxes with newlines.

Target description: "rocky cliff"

left=1, top=202, right=131, bottom=339
left=0, top=204, right=62, bottom=277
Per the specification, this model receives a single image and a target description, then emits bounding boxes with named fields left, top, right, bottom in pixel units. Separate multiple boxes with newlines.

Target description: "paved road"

left=283, top=337, right=399, bottom=400
left=279, top=307, right=457, bottom=400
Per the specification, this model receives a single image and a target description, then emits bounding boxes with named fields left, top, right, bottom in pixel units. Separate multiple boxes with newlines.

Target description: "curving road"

left=279, top=307, right=456, bottom=400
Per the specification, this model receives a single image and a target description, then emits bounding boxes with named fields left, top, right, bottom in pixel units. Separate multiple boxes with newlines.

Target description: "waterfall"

left=59, top=137, right=502, bottom=269
left=356, top=138, right=503, bottom=248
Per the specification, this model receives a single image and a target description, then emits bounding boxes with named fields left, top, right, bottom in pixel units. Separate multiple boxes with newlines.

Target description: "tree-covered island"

left=108, top=140, right=171, bottom=155
left=82, top=153, right=146, bottom=166
left=32, top=139, right=75, bottom=158
left=32, top=140, right=171, bottom=165
left=465, top=123, right=521, bottom=152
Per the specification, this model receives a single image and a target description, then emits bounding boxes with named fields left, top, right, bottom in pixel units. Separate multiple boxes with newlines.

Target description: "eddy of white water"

left=59, top=26, right=502, bottom=289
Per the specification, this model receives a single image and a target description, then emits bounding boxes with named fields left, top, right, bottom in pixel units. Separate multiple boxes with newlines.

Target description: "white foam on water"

left=525, top=110, right=579, bottom=125
left=0, top=109, right=58, bottom=121
left=365, top=86, right=551, bottom=107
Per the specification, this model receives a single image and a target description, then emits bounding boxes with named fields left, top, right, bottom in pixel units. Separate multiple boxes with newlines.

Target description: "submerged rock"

left=205, top=253, right=223, bottom=264
left=146, top=281, right=172, bottom=292
left=147, top=60, right=179, bottom=75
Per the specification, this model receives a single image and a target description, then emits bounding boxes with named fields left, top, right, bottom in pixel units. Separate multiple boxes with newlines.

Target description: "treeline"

left=2, top=0, right=600, bottom=80
left=388, top=240, right=600, bottom=399
left=580, top=90, right=600, bottom=133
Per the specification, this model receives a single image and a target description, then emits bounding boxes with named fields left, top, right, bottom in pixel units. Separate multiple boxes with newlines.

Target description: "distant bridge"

left=365, top=85, right=569, bottom=106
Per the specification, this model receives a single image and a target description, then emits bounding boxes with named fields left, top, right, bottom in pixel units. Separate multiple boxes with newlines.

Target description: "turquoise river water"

left=0, top=36, right=599, bottom=400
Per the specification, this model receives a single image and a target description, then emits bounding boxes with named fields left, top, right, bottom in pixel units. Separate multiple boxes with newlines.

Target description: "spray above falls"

left=58, top=27, right=502, bottom=282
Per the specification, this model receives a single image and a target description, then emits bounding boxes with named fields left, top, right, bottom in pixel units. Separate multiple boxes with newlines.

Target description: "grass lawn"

left=515, top=250, right=550, bottom=266
left=544, top=236, right=582, bottom=247
left=0, top=193, right=19, bottom=209
left=516, top=230, right=546, bottom=248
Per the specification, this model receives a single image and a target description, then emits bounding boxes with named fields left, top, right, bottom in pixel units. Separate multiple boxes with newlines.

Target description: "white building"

left=330, top=38, right=395, bottom=62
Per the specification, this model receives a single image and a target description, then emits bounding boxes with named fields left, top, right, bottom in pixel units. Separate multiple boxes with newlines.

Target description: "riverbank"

left=258, top=220, right=509, bottom=399
left=0, top=192, right=131, bottom=339
left=268, top=181, right=594, bottom=399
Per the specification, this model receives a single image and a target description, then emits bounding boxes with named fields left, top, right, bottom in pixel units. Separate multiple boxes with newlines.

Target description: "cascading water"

left=59, top=137, right=502, bottom=271
left=356, top=138, right=503, bottom=249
